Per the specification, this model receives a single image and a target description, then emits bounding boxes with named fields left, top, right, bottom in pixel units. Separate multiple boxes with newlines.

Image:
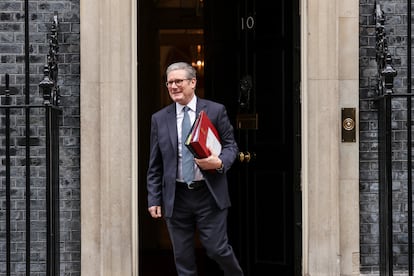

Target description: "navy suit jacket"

left=147, top=97, right=239, bottom=218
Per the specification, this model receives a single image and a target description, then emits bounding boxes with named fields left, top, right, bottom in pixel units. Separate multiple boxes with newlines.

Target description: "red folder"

left=185, top=110, right=222, bottom=158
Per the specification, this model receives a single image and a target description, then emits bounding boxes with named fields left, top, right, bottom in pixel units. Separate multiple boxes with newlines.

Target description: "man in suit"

left=147, top=61, right=244, bottom=276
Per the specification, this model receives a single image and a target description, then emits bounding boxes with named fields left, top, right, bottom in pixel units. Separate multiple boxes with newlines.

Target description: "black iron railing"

left=0, top=11, right=61, bottom=276
left=374, top=2, right=413, bottom=276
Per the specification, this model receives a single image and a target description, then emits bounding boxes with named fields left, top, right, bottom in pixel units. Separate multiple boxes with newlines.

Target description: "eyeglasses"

left=165, top=78, right=191, bottom=88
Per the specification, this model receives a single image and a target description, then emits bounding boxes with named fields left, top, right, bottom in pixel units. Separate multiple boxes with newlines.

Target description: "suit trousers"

left=165, top=183, right=244, bottom=276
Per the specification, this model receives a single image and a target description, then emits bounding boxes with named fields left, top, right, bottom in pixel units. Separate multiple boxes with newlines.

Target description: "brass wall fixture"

left=341, top=108, right=356, bottom=142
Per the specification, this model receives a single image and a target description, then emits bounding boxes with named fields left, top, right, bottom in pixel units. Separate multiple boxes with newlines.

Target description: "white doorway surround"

left=79, top=0, right=359, bottom=275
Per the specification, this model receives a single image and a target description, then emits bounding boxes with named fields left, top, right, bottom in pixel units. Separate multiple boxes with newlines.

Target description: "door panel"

left=204, top=0, right=300, bottom=275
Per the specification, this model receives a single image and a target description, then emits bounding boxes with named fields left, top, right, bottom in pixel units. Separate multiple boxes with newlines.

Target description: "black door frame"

left=137, top=1, right=301, bottom=275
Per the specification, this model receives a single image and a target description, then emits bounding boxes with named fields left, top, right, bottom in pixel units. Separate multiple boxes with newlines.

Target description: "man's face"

left=166, top=69, right=196, bottom=105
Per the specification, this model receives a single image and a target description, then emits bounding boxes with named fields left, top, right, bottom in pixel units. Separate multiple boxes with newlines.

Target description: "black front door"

left=138, top=1, right=301, bottom=275
left=203, top=1, right=301, bottom=275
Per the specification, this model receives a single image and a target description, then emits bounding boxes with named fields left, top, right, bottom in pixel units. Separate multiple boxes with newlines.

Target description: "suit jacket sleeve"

left=214, top=105, right=238, bottom=172
left=147, top=114, right=163, bottom=208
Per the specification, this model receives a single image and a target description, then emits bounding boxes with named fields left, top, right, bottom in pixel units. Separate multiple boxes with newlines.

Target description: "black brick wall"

left=360, top=0, right=411, bottom=274
left=359, top=1, right=381, bottom=272
left=0, top=0, right=80, bottom=275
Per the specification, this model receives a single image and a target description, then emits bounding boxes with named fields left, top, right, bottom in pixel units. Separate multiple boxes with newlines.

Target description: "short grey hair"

left=166, top=62, right=197, bottom=79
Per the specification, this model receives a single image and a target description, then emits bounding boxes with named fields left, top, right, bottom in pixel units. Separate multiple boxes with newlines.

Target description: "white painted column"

left=338, top=0, right=360, bottom=274
left=301, top=0, right=360, bottom=274
left=80, top=0, right=138, bottom=274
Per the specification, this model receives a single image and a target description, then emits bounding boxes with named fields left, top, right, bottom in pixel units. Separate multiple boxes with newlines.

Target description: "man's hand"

left=194, top=151, right=222, bottom=171
left=148, top=205, right=162, bottom=218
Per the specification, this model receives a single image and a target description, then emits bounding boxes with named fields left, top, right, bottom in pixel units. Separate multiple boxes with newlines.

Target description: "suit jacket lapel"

left=166, top=104, right=178, bottom=155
